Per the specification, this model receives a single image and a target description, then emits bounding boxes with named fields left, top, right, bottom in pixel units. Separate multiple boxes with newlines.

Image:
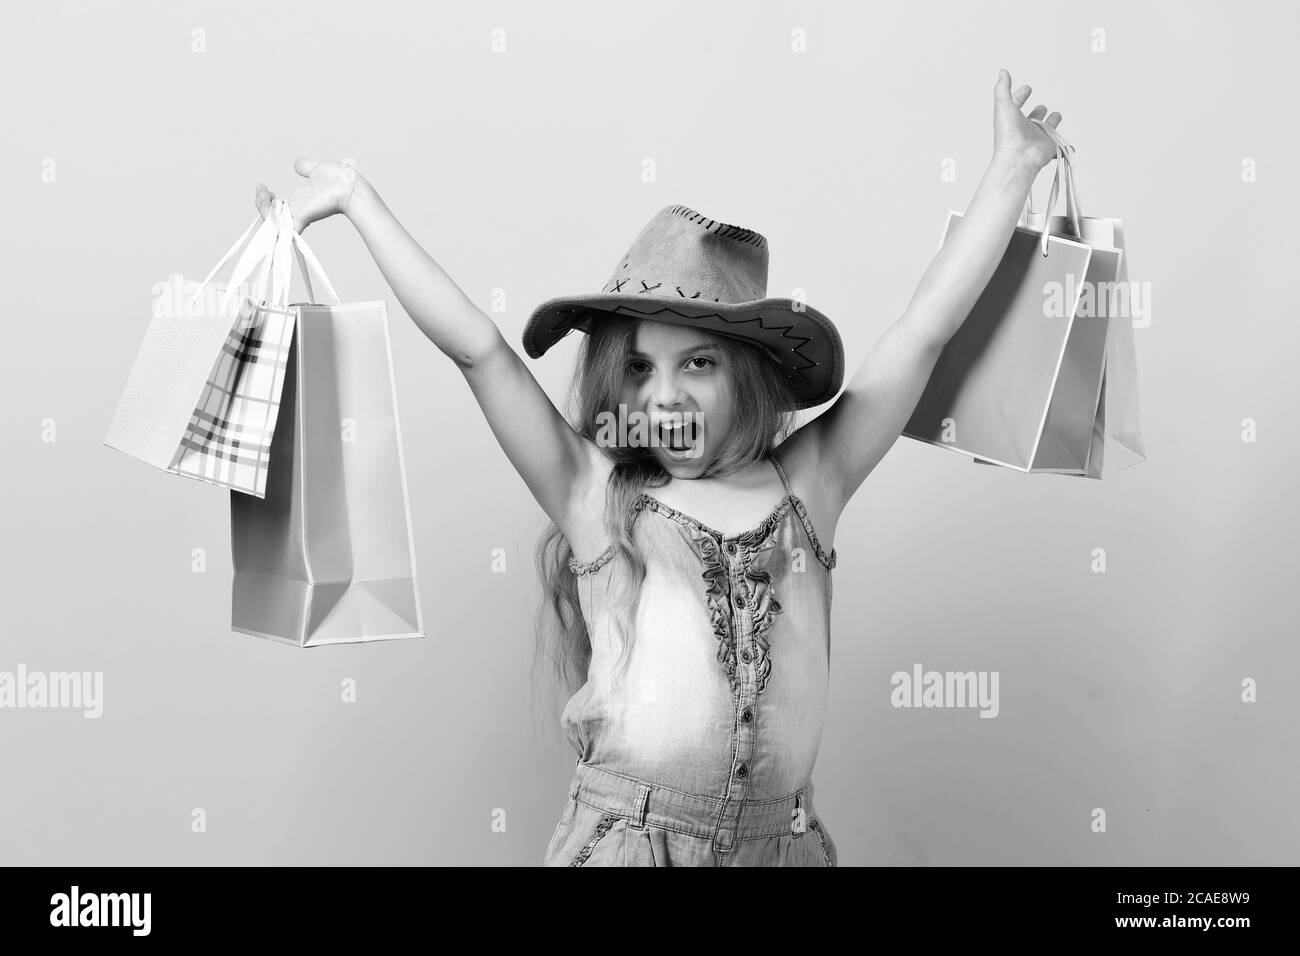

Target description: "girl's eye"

left=627, top=356, right=713, bottom=375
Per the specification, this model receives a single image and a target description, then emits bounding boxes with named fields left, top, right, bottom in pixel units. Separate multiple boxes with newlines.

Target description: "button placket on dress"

left=713, top=532, right=757, bottom=855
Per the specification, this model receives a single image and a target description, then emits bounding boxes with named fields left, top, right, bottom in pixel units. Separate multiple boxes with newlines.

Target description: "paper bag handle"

left=187, top=213, right=277, bottom=312
left=186, top=198, right=341, bottom=313
left=1022, top=119, right=1077, bottom=219
left=260, top=200, right=297, bottom=308
left=1045, top=123, right=1083, bottom=231
left=1023, top=119, right=1083, bottom=256
left=286, top=202, right=340, bottom=306
left=260, top=198, right=340, bottom=309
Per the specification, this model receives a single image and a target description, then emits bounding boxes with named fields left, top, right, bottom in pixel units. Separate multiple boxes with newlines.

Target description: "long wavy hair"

left=530, top=311, right=800, bottom=736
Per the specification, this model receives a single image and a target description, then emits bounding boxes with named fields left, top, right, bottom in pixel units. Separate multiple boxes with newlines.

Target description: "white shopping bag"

left=105, top=201, right=316, bottom=496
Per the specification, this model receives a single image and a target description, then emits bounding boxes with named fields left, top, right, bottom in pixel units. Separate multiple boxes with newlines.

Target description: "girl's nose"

left=650, top=371, right=686, bottom=407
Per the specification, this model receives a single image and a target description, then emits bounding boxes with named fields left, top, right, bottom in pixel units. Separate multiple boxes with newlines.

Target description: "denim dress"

left=544, top=452, right=839, bottom=866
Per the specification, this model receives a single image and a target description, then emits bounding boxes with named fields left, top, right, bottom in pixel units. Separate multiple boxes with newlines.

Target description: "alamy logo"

left=0, top=665, right=103, bottom=718
left=152, top=273, right=250, bottom=318
left=50, top=886, right=151, bottom=936
left=593, top=405, right=705, bottom=457
left=890, top=662, right=1000, bottom=718
left=1042, top=276, right=1152, bottom=327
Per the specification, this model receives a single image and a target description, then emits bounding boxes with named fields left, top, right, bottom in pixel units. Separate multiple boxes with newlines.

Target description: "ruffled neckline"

left=635, top=491, right=794, bottom=545
left=566, top=489, right=837, bottom=575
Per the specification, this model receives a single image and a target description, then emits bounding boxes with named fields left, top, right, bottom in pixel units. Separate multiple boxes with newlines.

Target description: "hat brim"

left=522, top=294, right=844, bottom=411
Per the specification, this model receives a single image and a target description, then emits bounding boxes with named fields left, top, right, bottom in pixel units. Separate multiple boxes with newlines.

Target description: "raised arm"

left=790, top=70, right=1064, bottom=515
left=255, top=160, right=601, bottom=534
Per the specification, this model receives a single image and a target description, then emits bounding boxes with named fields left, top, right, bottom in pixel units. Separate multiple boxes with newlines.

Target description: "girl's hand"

left=992, top=69, right=1063, bottom=173
left=254, top=157, right=363, bottom=233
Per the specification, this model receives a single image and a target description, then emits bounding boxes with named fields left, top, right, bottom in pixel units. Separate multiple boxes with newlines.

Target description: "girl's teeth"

left=662, top=427, right=689, bottom=447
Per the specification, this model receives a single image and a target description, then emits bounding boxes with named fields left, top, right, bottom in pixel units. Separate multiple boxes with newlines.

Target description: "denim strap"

left=630, top=784, right=651, bottom=830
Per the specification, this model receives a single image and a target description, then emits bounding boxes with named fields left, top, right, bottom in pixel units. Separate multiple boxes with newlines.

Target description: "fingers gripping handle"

left=1023, top=120, right=1083, bottom=257
left=1043, top=123, right=1083, bottom=238
left=186, top=198, right=340, bottom=314
left=1021, top=120, right=1078, bottom=218
left=265, top=199, right=339, bottom=307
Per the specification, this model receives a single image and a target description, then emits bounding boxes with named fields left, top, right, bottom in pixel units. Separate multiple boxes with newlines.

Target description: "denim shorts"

left=543, top=762, right=838, bottom=867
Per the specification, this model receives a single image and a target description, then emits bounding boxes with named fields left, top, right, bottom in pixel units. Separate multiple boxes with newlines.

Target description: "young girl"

left=255, top=70, right=1065, bottom=867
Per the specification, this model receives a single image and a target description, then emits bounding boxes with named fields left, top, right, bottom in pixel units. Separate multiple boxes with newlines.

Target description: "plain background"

left=2, top=0, right=1297, bottom=866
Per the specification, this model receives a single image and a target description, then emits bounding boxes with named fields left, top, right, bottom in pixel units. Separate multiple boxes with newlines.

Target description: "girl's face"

left=620, top=320, right=733, bottom=478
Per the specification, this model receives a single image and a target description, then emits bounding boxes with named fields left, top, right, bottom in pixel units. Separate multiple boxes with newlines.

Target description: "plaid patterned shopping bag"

left=106, top=200, right=311, bottom=498
left=166, top=297, right=295, bottom=496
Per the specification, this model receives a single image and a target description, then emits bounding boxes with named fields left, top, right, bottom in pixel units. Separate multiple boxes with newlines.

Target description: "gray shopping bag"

left=908, top=127, right=1141, bottom=477
left=902, top=213, right=1096, bottom=471
left=229, top=253, right=424, bottom=647
left=1083, top=220, right=1146, bottom=478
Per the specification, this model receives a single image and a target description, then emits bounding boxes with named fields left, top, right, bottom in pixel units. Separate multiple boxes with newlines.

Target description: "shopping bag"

left=104, top=202, right=304, bottom=497
left=230, top=203, right=424, bottom=647
left=972, top=124, right=1145, bottom=477
left=1083, top=218, right=1146, bottom=478
left=975, top=219, right=1144, bottom=476
left=903, top=132, right=1102, bottom=472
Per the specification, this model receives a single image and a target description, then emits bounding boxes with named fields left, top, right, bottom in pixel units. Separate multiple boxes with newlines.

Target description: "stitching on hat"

left=639, top=281, right=661, bottom=293
left=608, top=302, right=820, bottom=376
left=716, top=312, right=818, bottom=376
left=667, top=204, right=767, bottom=250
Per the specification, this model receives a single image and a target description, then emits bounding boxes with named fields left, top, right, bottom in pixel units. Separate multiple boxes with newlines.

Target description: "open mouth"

left=657, top=418, right=701, bottom=456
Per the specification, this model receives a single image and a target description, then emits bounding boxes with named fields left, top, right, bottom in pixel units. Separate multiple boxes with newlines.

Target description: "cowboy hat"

left=522, top=203, right=844, bottom=410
